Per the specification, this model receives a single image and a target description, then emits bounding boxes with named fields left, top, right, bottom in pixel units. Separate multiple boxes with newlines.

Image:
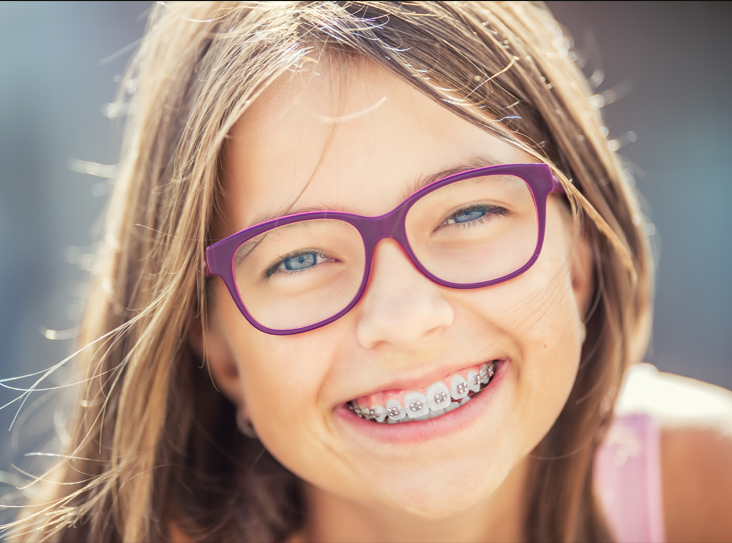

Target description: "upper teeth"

left=404, top=391, right=429, bottom=419
left=426, top=381, right=451, bottom=412
left=452, top=374, right=468, bottom=399
left=349, top=361, right=498, bottom=423
left=386, top=399, right=405, bottom=420
left=368, top=405, right=387, bottom=423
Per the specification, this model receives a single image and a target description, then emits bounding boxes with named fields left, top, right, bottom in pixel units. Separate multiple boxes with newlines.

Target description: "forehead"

left=220, top=59, right=532, bottom=235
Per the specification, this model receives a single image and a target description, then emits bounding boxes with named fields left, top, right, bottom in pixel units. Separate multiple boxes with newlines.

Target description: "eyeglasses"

left=206, top=163, right=565, bottom=335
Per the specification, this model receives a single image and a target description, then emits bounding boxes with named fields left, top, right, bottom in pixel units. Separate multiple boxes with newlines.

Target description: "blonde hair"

left=10, top=2, right=653, bottom=541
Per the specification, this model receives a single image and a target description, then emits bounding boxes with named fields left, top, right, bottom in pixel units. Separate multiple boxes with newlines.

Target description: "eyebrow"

left=243, top=153, right=506, bottom=228
left=398, top=154, right=504, bottom=202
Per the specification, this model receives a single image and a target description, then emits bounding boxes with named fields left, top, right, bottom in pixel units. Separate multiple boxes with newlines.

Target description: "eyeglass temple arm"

left=552, top=173, right=567, bottom=195
left=204, top=250, right=214, bottom=278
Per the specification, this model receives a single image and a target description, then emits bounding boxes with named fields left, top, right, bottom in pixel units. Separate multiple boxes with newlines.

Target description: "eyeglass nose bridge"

left=349, top=199, right=424, bottom=282
left=356, top=201, right=411, bottom=249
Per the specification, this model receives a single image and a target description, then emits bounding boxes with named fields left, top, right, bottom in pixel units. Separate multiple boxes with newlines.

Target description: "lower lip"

left=333, top=360, right=509, bottom=445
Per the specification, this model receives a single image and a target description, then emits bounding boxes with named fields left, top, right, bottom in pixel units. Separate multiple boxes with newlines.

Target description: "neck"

left=299, top=456, right=529, bottom=543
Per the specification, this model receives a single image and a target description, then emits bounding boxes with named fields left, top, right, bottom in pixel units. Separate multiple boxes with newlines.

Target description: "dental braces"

left=348, top=362, right=496, bottom=422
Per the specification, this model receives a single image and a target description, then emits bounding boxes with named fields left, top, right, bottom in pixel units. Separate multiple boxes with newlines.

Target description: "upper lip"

left=339, top=356, right=507, bottom=405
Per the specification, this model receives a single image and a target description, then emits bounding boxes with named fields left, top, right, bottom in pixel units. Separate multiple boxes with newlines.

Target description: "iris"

left=284, top=252, right=317, bottom=271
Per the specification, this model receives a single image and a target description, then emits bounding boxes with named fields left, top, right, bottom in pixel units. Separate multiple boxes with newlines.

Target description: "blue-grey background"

left=0, top=1, right=730, bottom=484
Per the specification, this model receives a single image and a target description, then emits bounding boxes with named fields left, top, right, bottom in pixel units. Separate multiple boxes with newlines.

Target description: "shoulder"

left=617, top=364, right=732, bottom=543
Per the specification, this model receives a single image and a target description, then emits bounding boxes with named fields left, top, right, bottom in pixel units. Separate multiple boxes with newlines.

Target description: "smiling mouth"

left=347, top=359, right=504, bottom=424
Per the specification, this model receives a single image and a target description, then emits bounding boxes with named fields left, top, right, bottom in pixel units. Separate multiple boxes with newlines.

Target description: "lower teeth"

left=349, top=362, right=497, bottom=424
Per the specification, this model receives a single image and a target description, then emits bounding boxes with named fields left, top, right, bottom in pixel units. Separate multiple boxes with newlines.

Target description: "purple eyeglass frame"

left=206, top=163, right=565, bottom=335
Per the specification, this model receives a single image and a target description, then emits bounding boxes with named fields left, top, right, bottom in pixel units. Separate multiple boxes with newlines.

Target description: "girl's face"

left=205, top=60, right=592, bottom=521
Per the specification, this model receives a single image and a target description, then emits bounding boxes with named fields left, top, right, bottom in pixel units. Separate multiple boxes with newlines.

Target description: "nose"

left=355, top=239, right=454, bottom=350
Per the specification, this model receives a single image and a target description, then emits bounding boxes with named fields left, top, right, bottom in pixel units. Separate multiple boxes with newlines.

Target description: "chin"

left=367, top=463, right=501, bottom=520
left=380, top=487, right=489, bottom=521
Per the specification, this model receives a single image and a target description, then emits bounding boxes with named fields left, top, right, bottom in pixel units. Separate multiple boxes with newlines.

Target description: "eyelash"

left=264, top=250, right=330, bottom=279
left=440, top=204, right=509, bottom=228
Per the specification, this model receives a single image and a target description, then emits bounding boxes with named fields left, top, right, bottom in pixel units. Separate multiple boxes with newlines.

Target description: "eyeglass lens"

left=232, top=173, right=538, bottom=330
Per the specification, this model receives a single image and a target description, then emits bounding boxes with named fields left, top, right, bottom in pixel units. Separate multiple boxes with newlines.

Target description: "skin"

left=621, top=367, right=732, bottom=542
left=202, top=59, right=594, bottom=543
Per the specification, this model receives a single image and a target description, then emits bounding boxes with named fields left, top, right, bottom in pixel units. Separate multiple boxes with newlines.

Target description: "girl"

left=10, top=2, right=732, bottom=542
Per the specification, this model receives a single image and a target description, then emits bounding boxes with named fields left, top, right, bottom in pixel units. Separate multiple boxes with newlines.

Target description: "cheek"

left=509, top=238, right=583, bottom=445
left=215, top=291, right=341, bottom=448
left=453, top=215, right=582, bottom=442
left=456, top=240, right=579, bottom=355
left=233, top=325, right=367, bottom=495
left=212, top=284, right=365, bottom=495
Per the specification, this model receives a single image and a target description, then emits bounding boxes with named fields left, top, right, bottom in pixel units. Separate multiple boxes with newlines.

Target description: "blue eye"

left=265, top=250, right=329, bottom=278
left=450, top=207, right=487, bottom=224
left=283, top=252, right=318, bottom=271
left=443, top=204, right=506, bottom=227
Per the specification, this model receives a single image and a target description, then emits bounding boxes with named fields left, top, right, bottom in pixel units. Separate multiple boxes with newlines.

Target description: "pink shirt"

left=594, top=412, right=666, bottom=543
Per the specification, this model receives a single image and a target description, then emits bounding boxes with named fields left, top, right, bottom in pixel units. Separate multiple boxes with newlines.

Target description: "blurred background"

left=0, top=0, right=730, bottom=496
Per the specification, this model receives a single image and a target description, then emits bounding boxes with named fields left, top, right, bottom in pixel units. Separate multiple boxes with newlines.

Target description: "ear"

left=187, top=306, right=244, bottom=405
left=569, top=225, right=595, bottom=321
